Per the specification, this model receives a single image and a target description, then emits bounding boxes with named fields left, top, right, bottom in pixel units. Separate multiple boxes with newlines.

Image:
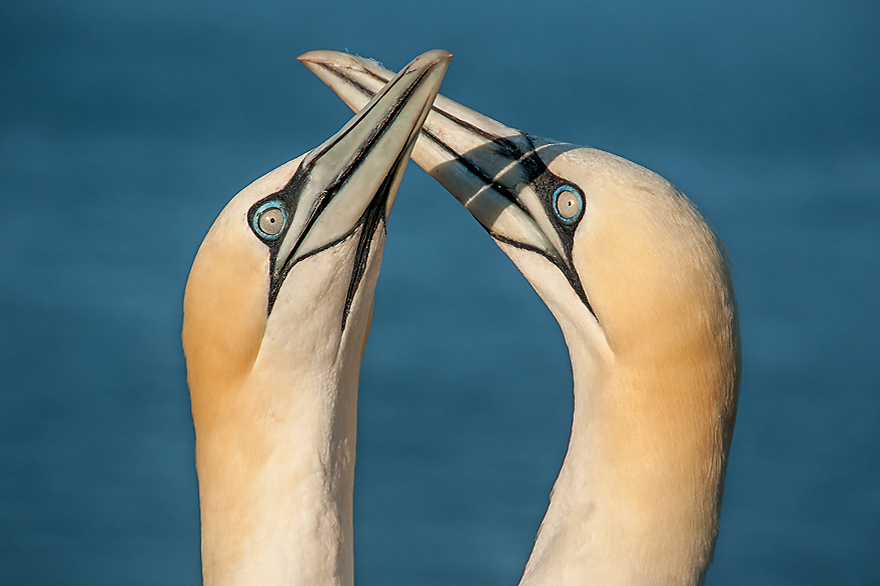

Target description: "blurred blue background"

left=1, top=0, right=878, bottom=584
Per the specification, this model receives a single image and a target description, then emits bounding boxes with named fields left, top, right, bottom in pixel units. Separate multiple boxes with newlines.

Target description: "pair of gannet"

left=183, top=50, right=740, bottom=586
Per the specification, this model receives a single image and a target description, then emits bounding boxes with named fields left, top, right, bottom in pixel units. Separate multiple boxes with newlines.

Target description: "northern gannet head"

left=181, top=50, right=450, bottom=585
left=183, top=50, right=451, bottom=393
left=426, top=138, right=739, bottom=370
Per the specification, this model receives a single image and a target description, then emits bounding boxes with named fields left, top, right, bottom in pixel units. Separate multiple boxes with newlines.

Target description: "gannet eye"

left=553, top=185, right=583, bottom=223
left=252, top=201, right=287, bottom=240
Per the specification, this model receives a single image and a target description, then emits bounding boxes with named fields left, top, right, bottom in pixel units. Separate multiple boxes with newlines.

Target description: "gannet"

left=182, top=50, right=450, bottom=586
left=300, top=51, right=740, bottom=586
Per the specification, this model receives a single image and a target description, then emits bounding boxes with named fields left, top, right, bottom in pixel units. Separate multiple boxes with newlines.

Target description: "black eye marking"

left=243, top=161, right=393, bottom=328
left=425, top=130, right=595, bottom=319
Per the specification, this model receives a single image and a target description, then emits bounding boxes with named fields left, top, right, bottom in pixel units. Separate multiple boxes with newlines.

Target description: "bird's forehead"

left=545, top=147, right=669, bottom=200
left=196, top=156, right=304, bottom=262
left=542, top=147, right=603, bottom=188
left=208, top=155, right=306, bottom=236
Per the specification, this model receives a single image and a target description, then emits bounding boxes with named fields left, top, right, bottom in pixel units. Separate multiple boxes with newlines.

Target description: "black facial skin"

left=420, top=115, right=596, bottom=319
left=247, top=158, right=394, bottom=332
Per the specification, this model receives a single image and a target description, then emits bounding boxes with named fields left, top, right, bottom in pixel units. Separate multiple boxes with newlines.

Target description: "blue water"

left=1, top=0, right=878, bottom=584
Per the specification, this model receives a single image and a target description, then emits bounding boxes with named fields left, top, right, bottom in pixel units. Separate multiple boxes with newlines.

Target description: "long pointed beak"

left=273, top=50, right=451, bottom=279
left=298, top=50, right=568, bottom=266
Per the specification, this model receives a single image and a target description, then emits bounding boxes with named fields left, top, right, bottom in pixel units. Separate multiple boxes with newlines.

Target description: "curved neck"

left=190, top=313, right=369, bottom=586
left=519, top=316, right=738, bottom=586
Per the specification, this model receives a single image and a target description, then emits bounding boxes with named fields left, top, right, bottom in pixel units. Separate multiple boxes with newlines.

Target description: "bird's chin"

left=498, top=241, right=602, bottom=335
left=269, top=225, right=384, bottom=342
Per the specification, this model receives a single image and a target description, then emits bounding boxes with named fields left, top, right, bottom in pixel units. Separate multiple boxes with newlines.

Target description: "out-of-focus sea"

left=1, top=0, right=878, bottom=584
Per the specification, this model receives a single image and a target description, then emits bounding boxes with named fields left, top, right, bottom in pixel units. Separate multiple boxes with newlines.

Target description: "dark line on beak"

left=340, top=171, right=388, bottom=332
left=340, top=115, right=419, bottom=332
left=341, top=62, right=539, bottom=177
left=318, top=61, right=597, bottom=320
left=267, top=64, right=435, bottom=316
left=419, top=128, right=596, bottom=319
left=303, top=68, right=409, bottom=170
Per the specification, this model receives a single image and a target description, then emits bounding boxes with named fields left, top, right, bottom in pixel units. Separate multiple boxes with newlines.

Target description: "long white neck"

left=186, top=257, right=379, bottom=586
left=519, top=306, right=737, bottom=586
left=193, top=321, right=364, bottom=586
left=197, top=354, right=359, bottom=586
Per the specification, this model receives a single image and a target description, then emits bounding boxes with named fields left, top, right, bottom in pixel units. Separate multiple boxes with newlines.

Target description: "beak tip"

left=296, top=50, right=317, bottom=63
left=298, top=49, right=451, bottom=71
left=400, top=49, right=452, bottom=72
left=297, top=49, right=354, bottom=69
left=426, top=49, right=453, bottom=61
